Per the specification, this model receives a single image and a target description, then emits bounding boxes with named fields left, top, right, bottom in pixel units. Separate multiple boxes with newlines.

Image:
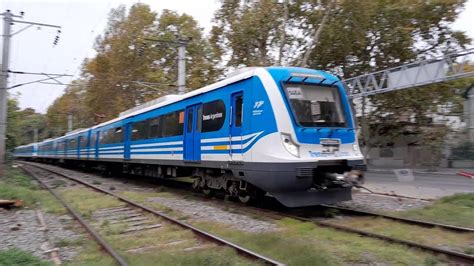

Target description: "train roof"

left=15, top=142, right=39, bottom=149
left=88, top=67, right=260, bottom=130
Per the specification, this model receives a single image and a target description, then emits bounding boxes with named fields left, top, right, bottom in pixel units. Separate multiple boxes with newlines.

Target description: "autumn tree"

left=84, top=4, right=158, bottom=119
left=45, top=79, right=92, bottom=136
left=83, top=4, right=220, bottom=120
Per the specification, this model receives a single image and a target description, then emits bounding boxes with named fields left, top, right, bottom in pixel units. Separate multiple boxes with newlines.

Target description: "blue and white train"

left=14, top=67, right=366, bottom=207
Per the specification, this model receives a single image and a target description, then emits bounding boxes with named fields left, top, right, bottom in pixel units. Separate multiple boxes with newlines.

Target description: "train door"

left=95, top=131, right=100, bottom=160
left=86, top=130, right=91, bottom=160
left=184, top=104, right=202, bottom=161
left=124, top=123, right=131, bottom=161
left=77, top=136, right=82, bottom=159
left=230, top=92, right=244, bottom=161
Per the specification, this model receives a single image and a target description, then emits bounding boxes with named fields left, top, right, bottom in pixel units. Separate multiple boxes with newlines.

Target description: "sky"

left=1, top=0, right=473, bottom=114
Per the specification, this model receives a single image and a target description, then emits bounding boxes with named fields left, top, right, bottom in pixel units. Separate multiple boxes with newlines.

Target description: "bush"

left=449, top=142, right=474, bottom=160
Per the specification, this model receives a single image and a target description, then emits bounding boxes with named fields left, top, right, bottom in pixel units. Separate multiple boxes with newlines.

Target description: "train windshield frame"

left=283, top=83, right=346, bottom=128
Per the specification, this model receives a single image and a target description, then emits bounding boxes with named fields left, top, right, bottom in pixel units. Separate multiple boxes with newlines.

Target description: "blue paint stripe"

left=200, top=137, right=254, bottom=147
left=131, top=144, right=182, bottom=150
left=97, top=148, right=124, bottom=151
left=131, top=151, right=184, bottom=155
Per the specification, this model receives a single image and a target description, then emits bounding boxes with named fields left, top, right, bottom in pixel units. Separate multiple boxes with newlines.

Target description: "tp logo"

left=254, top=100, right=264, bottom=109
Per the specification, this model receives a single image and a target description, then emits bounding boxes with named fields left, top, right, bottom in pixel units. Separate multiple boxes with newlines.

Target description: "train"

left=14, top=67, right=366, bottom=207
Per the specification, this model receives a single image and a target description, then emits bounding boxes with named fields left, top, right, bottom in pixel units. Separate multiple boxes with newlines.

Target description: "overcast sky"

left=1, top=0, right=473, bottom=114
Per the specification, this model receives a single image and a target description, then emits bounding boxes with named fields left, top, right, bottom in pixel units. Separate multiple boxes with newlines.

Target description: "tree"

left=84, top=4, right=158, bottom=119
left=6, top=98, right=20, bottom=152
left=211, top=0, right=472, bottom=156
left=46, top=79, right=92, bottom=136
left=5, top=95, right=48, bottom=152
left=83, top=4, right=220, bottom=120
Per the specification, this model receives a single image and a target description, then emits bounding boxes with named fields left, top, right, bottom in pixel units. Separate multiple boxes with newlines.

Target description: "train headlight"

left=281, top=133, right=300, bottom=157
left=352, top=144, right=359, bottom=151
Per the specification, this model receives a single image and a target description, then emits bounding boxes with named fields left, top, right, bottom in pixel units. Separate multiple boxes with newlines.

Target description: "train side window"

left=162, top=110, right=184, bottom=137
left=91, top=133, right=97, bottom=147
left=80, top=136, right=88, bottom=148
left=132, top=120, right=149, bottom=141
left=114, top=127, right=123, bottom=143
left=149, top=117, right=162, bottom=139
left=187, top=108, right=193, bottom=133
left=68, top=138, right=77, bottom=150
left=235, top=95, right=243, bottom=127
left=100, top=130, right=108, bottom=144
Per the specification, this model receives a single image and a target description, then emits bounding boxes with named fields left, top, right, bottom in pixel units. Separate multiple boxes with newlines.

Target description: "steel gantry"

left=342, top=48, right=474, bottom=98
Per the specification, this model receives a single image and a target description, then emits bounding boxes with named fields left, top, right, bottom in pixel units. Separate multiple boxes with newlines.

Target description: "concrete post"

left=0, top=11, right=13, bottom=173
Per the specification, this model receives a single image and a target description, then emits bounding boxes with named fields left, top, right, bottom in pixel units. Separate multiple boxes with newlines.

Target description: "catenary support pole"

left=177, top=42, right=186, bottom=95
left=0, top=11, right=60, bottom=174
left=33, top=128, right=38, bottom=143
left=67, top=114, right=72, bottom=132
left=0, top=11, right=13, bottom=174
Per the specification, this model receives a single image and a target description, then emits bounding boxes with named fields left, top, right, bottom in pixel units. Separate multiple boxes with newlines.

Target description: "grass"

left=120, top=190, right=178, bottom=202
left=330, top=216, right=473, bottom=251
left=59, top=187, right=125, bottom=214
left=0, top=167, right=65, bottom=214
left=0, top=248, right=50, bottom=266
left=118, top=186, right=442, bottom=264
left=55, top=237, right=84, bottom=248
left=192, top=218, right=439, bottom=265
left=397, top=193, right=474, bottom=227
left=58, top=184, right=258, bottom=265
left=125, top=247, right=260, bottom=266
left=50, top=179, right=67, bottom=188
left=64, top=239, right=116, bottom=266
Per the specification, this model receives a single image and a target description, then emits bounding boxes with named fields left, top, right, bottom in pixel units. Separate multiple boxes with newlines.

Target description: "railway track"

left=18, top=161, right=474, bottom=264
left=18, top=162, right=284, bottom=266
left=277, top=210, right=474, bottom=264
left=320, top=204, right=474, bottom=233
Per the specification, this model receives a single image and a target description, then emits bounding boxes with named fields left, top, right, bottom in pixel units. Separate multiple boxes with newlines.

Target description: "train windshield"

left=283, top=84, right=346, bottom=127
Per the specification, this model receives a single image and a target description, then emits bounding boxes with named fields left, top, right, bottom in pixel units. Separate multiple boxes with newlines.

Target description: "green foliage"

left=0, top=249, right=50, bottom=266
left=6, top=95, right=48, bottom=152
left=6, top=98, right=20, bottom=152
left=212, top=0, right=472, bottom=150
left=450, top=141, right=474, bottom=160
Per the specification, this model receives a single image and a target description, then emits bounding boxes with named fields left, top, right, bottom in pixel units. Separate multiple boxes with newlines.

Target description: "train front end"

left=247, top=67, right=366, bottom=207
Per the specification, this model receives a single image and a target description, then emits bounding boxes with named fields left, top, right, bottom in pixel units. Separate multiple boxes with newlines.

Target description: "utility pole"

left=67, top=114, right=73, bottom=132
left=0, top=11, right=17, bottom=173
left=144, top=37, right=191, bottom=95
left=33, top=128, right=38, bottom=143
left=0, top=10, right=60, bottom=174
left=177, top=43, right=186, bottom=95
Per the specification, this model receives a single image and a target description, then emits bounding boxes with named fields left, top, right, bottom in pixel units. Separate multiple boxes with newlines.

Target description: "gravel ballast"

left=0, top=208, right=81, bottom=262
left=147, top=197, right=278, bottom=232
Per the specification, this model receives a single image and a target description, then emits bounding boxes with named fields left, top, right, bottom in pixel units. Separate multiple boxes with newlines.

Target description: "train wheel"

left=202, top=187, right=214, bottom=197
left=192, top=178, right=201, bottom=191
left=238, top=194, right=252, bottom=204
